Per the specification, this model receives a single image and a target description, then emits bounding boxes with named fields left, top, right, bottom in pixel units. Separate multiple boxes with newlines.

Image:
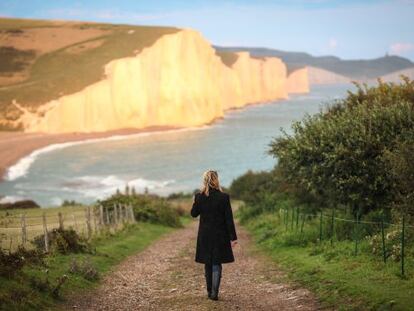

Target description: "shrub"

left=0, top=246, right=44, bottom=277
left=99, top=193, right=182, bottom=227
left=69, top=258, right=99, bottom=281
left=269, top=78, right=414, bottom=216
left=369, top=228, right=413, bottom=262
left=32, top=228, right=90, bottom=254
left=0, top=199, right=40, bottom=210
left=229, top=170, right=276, bottom=204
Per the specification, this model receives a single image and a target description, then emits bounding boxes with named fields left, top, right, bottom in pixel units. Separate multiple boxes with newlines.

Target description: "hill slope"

left=215, top=46, right=414, bottom=80
left=0, top=17, right=308, bottom=133
left=0, top=18, right=179, bottom=130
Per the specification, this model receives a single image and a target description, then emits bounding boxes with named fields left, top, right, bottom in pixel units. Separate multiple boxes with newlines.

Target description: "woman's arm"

left=224, top=194, right=237, bottom=241
left=190, top=194, right=200, bottom=218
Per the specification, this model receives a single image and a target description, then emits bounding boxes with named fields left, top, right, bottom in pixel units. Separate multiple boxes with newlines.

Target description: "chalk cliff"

left=287, top=67, right=309, bottom=93
left=307, top=66, right=350, bottom=85
left=20, top=29, right=308, bottom=133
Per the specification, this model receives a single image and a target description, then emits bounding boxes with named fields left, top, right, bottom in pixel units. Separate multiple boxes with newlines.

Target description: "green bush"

left=32, top=228, right=90, bottom=254
left=99, top=193, right=182, bottom=228
left=268, top=78, right=414, bottom=216
left=229, top=170, right=276, bottom=204
left=0, top=246, right=44, bottom=277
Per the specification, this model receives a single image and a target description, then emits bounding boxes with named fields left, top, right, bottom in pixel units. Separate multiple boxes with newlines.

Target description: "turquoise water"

left=0, top=84, right=352, bottom=206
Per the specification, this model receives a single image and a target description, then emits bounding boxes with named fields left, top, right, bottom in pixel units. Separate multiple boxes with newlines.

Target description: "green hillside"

left=215, top=46, right=414, bottom=79
left=0, top=17, right=178, bottom=130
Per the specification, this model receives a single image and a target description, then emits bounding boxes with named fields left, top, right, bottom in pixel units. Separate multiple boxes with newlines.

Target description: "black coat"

left=191, top=187, right=238, bottom=264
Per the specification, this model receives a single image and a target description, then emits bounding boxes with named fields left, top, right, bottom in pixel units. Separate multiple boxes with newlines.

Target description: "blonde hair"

left=201, top=170, right=222, bottom=196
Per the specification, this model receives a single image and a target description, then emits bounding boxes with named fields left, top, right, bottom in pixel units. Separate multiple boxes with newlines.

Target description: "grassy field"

left=216, top=50, right=239, bottom=67
left=0, top=17, right=179, bottom=129
left=0, top=215, right=191, bottom=311
left=0, top=205, right=98, bottom=251
left=241, top=211, right=414, bottom=311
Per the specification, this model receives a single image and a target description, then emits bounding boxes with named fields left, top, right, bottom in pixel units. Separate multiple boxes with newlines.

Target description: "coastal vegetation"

left=99, top=191, right=183, bottom=228
left=0, top=190, right=190, bottom=310
left=0, top=222, right=180, bottom=310
left=232, top=78, right=414, bottom=310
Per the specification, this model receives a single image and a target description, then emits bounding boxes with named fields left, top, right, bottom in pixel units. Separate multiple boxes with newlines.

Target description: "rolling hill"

left=214, top=46, right=414, bottom=80
left=0, top=18, right=179, bottom=130
left=0, top=17, right=309, bottom=133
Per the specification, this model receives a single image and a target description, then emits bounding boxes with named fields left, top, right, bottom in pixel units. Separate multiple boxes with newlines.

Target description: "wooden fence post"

left=119, top=204, right=124, bottom=224
left=129, top=204, right=135, bottom=223
left=123, top=204, right=127, bottom=223
left=85, top=207, right=92, bottom=239
left=93, top=208, right=98, bottom=233
left=99, top=205, right=104, bottom=226
left=114, top=204, right=118, bottom=226
left=21, top=214, right=27, bottom=246
left=296, top=208, right=300, bottom=230
left=58, top=212, right=64, bottom=230
left=42, top=213, right=49, bottom=253
left=123, top=204, right=128, bottom=223
left=105, top=207, right=110, bottom=225
left=118, top=204, right=122, bottom=224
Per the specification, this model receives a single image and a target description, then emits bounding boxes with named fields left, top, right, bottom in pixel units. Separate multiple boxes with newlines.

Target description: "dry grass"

left=0, top=205, right=92, bottom=251
left=0, top=26, right=111, bottom=54
left=0, top=17, right=179, bottom=130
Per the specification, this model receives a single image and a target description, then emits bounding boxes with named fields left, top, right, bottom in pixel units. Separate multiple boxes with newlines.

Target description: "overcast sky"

left=1, top=0, right=414, bottom=61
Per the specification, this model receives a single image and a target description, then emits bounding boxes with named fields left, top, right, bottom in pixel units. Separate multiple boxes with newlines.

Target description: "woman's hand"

left=231, top=240, right=238, bottom=248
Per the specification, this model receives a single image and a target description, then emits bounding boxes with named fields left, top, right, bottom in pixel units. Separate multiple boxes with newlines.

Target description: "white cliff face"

left=307, top=66, right=350, bottom=85
left=22, top=29, right=308, bottom=133
left=287, top=67, right=310, bottom=94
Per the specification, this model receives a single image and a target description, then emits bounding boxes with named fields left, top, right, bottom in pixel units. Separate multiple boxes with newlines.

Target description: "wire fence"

left=277, top=207, right=413, bottom=277
left=0, top=204, right=135, bottom=253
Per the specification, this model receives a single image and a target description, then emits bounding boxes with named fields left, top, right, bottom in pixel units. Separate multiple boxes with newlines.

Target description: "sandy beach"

left=0, top=126, right=178, bottom=182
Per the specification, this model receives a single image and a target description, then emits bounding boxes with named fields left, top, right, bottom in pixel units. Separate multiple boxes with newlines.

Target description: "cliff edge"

left=14, top=29, right=308, bottom=133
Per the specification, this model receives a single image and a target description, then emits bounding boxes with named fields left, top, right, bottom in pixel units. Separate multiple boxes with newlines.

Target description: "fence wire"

left=0, top=204, right=136, bottom=253
left=277, top=208, right=412, bottom=277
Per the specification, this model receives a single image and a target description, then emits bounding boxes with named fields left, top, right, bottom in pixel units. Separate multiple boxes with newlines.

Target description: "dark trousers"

left=204, top=263, right=222, bottom=296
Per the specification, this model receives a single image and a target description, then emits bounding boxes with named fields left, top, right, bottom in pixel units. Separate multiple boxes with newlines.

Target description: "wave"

left=5, top=125, right=210, bottom=181
left=66, top=175, right=175, bottom=200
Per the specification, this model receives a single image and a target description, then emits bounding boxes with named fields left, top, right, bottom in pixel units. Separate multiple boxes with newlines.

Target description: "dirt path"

left=65, top=220, right=322, bottom=311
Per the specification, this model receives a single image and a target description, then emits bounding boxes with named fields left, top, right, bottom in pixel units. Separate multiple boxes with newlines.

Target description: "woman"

left=191, top=170, right=238, bottom=301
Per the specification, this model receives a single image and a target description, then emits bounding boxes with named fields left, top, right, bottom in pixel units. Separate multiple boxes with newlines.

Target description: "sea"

left=0, top=84, right=353, bottom=206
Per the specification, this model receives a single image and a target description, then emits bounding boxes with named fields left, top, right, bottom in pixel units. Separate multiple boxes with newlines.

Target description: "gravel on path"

left=65, top=220, right=324, bottom=311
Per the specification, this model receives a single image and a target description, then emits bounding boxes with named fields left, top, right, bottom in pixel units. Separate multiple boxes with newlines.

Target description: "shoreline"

left=0, top=91, right=312, bottom=183
left=0, top=97, right=286, bottom=183
left=0, top=125, right=181, bottom=182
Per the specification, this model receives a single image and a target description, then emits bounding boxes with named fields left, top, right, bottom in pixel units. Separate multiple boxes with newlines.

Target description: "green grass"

left=215, top=51, right=238, bottom=67
left=242, top=212, right=414, bottom=311
left=0, top=219, right=188, bottom=310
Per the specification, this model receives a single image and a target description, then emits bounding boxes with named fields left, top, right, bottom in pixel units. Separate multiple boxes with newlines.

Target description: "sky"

left=1, top=0, right=414, bottom=61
